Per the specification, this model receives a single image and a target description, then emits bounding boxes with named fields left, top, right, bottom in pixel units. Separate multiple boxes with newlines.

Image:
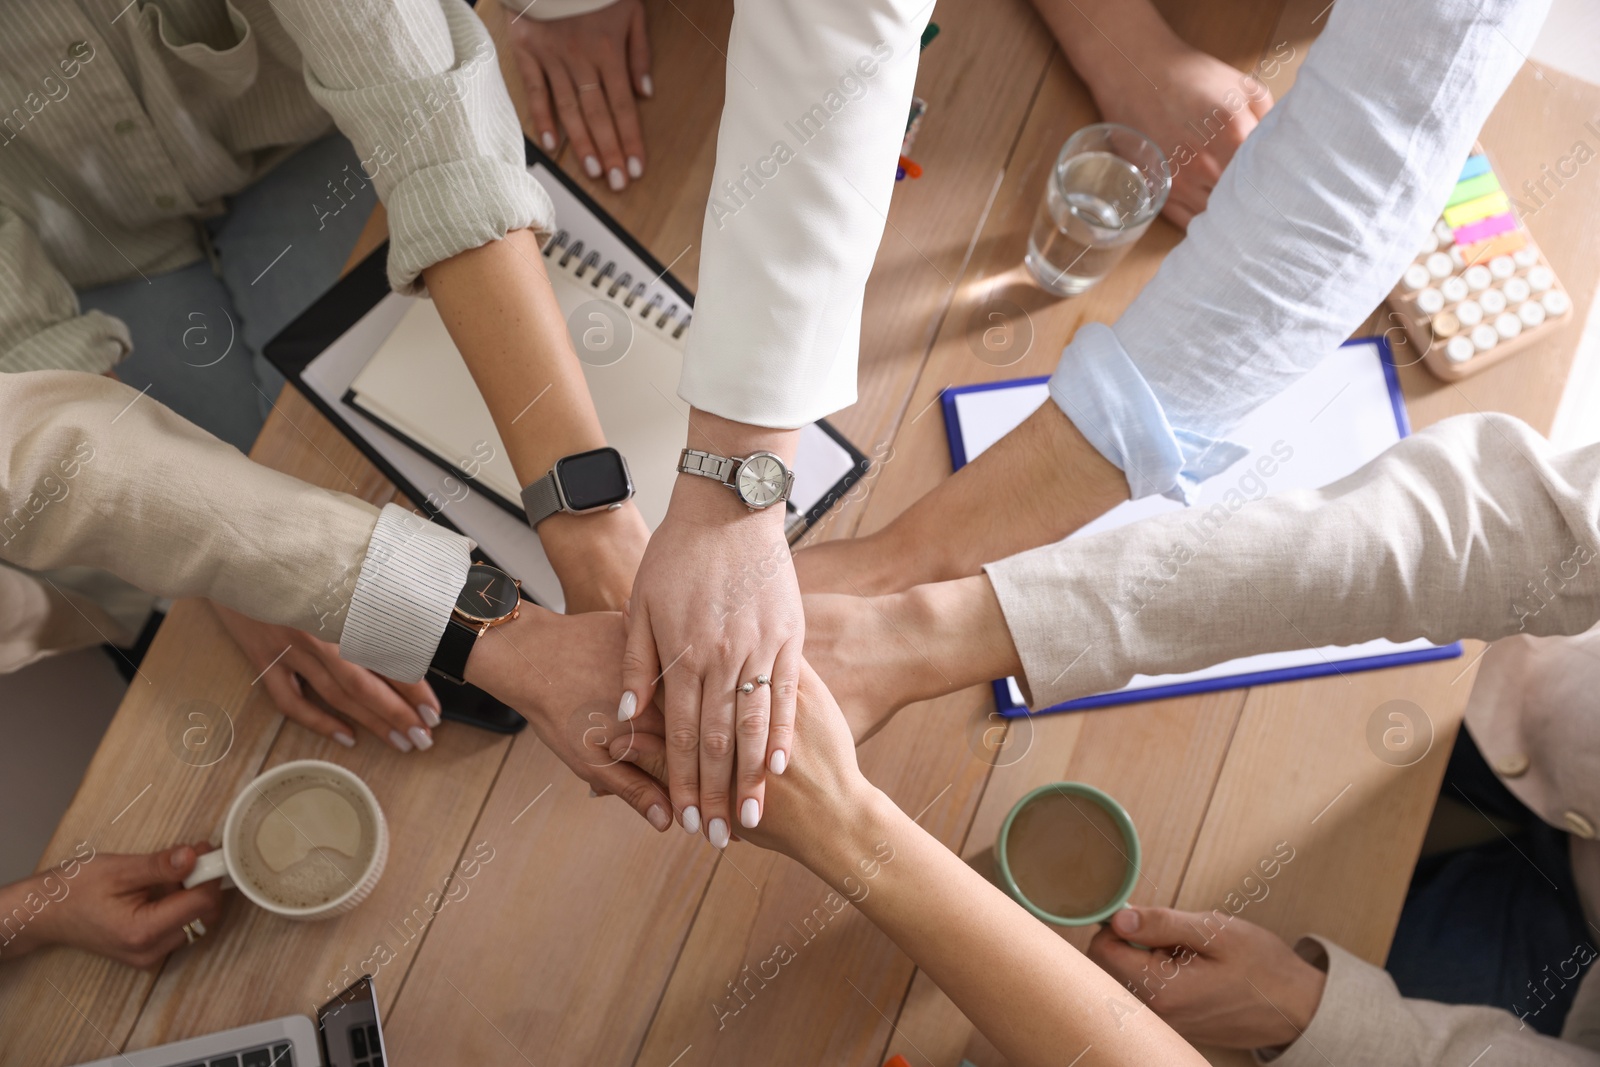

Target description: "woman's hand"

left=619, top=416, right=803, bottom=850
left=213, top=604, right=438, bottom=753
left=507, top=0, right=652, bottom=192
left=609, top=661, right=869, bottom=861
left=5, top=844, right=225, bottom=968
left=463, top=603, right=673, bottom=832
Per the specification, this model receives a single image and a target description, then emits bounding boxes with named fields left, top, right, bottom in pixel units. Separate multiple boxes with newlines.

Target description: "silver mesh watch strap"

left=678, top=448, right=737, bottom=484
left=520, top=471, right=565, bottom=528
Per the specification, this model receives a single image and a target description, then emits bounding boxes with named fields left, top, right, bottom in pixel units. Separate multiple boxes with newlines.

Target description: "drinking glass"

left=1024, top=123, right=1170, bottom=297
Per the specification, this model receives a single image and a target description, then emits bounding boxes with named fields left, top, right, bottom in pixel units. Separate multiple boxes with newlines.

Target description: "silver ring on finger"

left=182, top=919, right=207, bottom=944
left=737, top=676, right=771, bottom=696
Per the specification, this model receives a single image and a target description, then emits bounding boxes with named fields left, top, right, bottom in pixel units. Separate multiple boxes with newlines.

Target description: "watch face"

left=556, top=447, right=633, bottom=511
left=736, top=452, right=788, bottom=508
left=456, top=566, right=521, bottom=623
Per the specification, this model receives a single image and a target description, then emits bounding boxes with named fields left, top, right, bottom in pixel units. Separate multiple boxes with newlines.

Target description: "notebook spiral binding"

left=541, top=230, right=692, bottom=341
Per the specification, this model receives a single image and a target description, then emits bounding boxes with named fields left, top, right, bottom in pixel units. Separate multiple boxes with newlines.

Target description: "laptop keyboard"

left=348, top=1021, right=383, bottom=1067
left=176, top=1043, right=292, bottom=1067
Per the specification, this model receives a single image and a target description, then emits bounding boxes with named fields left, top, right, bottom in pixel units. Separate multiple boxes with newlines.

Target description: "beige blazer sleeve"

left=0, top=370, right=379, bottom=639
left=1265, top=938, right=1600, bottom=1066
left=984, top=413, right=1600, bottom=708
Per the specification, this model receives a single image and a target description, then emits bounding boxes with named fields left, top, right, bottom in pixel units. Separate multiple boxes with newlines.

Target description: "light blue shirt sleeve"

left=1050, top=0, right=1551, bottom=503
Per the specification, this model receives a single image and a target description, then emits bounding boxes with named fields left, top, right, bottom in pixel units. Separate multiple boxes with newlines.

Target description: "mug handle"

left=182, top=849, right=235, bottom=891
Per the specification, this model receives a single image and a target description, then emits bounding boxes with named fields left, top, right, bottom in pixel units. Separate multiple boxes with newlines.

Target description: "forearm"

left=1061, top=0, right=1550, bottom=503
left=857, top=401, right=1127, bottom=592
left=1031, top=0, right=1179, bottom=91
left=423, top=228, right=646, bottom=600
left=0, top=874, right=52, bottom=960
left=986, top=413, right=1600, bottom=708
left=797, top=789, right=1204, bottom=1067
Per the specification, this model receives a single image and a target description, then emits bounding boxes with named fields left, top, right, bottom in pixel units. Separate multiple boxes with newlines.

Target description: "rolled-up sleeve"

left=0, top=371, right=474, bottom=683
left=0, top=207, right=130, bottom=375
left=1052, top=0, right=1550, bottom=502
left=272, top=0, right=555, bottom=294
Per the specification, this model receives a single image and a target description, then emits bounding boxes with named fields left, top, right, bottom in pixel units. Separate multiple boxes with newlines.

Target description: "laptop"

left=72, top=975, right=388, bottom=1067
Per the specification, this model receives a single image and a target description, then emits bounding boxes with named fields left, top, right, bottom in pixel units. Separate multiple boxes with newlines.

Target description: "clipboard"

left=939, top=336, right=1463, bottom=718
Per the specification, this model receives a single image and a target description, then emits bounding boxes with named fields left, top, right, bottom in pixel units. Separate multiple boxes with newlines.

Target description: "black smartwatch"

left=520, top=446, right=634, bottom=529
left=429, top=563, right=522, bottom=684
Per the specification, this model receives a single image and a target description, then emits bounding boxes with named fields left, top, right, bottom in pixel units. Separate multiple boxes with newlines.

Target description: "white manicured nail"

left=541, top=131, right=557, bottom=152
left=640, top=74, right=654, bottom=97
left=584, top=155, right=602, bottom=179
left=709, top=818, right=730, bottom=849
left=769, top=749, right=786, bottom=775
left=408, top=726, right=432, bottom=751
left=588, top=788, right=600, bottom=798
left=618, top=691, right=637, bottom=721
left=647, top=804, right=670, bottom=831
left=682, top=805, right=700, bottom=834
left=388, top=729, right=413, bottom=753
left=333, top=731, right=356, bottom=748
left=418, top=704, right=441, bottom=728
left=627, top=156, right=643, bottom=180
left=740, top=798, right=760, bottom=829
left=608, top=167, right=626, bottom=191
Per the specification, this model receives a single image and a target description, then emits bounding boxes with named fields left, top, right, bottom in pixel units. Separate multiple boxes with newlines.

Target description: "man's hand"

left=507, top=0, right=652, bottom=191
left=464, top=603, right=672, bottom=832
left=1091, top=39, right=1272, bottom=229
left=11, top=845, right=225, bottom=969
left=1087, top=906, right=1327, bottom=1050
left=620, top=415, right=803, bottom=849
left=214, top=604, right=438, bottom=753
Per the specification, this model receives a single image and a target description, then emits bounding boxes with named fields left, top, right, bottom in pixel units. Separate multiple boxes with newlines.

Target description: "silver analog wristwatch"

left=677, top=448, right=794, bottom=510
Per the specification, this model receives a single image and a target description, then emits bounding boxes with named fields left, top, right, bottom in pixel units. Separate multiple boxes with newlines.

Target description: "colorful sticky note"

left=1446, top=171, right=1501, bottom=208
left=1444, top=190, right=1511, bottom=229
left=1453, top=211, right=1517, bottom=247
left=1458, top=230, right=1527, bottom=264
left=1458, top=154, right=1491, bottom=181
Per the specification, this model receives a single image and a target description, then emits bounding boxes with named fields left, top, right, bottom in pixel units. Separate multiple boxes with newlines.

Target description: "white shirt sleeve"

left=677, top=0, right=932, bottom=428
left=1048, top=0, right=1551, bottom=502
left=340, top=504, right=474, bottom=683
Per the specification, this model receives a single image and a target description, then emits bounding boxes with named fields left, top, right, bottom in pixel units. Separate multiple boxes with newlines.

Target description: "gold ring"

left=182, top=919, right=207, bottom=944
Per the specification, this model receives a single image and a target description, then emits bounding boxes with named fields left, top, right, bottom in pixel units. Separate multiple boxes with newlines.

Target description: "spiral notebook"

left=266, top=142, right=867, bottom=612
left=941, top=337, right=1462, bottom=718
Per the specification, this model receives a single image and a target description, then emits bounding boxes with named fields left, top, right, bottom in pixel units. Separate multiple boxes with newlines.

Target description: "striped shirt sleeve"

left=340, top=503, right=474, bottom=683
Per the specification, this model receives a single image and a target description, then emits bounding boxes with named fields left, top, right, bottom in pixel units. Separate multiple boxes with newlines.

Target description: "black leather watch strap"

left=429, top=616, right=480, bottom=685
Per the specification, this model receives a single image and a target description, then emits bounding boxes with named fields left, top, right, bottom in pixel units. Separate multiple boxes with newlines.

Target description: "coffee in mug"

left=185, top=759, right=387, bottom=921
left=996, top=783, right=1140, bottom=926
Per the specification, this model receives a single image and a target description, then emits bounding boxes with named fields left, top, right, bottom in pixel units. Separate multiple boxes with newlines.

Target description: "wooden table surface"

left=6, top=0, right=1598, bottom=1063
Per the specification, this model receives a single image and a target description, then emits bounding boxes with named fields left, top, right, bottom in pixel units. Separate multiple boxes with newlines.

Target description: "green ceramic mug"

left=996, top=782, right=1140, bottom=927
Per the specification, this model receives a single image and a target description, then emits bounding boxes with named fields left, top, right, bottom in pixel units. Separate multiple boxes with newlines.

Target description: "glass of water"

left=1025, top=123, right=1170, bottom=298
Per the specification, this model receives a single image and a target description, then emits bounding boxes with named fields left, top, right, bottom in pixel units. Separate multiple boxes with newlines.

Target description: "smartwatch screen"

left=557, top=447, right=633, bottom=511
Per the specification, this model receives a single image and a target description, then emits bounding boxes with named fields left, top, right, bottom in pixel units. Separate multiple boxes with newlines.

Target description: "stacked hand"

left=607, top=661, right=871, bottom=862
left=619, top=446, right=803, bottom=849
left=463, top=603, right=672, bottom=831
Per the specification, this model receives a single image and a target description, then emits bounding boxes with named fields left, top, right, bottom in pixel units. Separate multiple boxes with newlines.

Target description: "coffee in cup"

left=184, top=759, right=388, bottom=921
left=996, top=782, right=1139, bottom=926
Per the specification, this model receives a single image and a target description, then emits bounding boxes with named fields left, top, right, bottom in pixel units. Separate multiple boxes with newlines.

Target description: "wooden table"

left=6, top=0, right=1597, bottom=1063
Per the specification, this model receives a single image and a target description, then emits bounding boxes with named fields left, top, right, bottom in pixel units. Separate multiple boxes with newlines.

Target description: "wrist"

left=0, top=874, right=54, bottom=957
left=462, top=602, right=555, bottom=708
left=898, top=575, right=1021, bottom=697
left=788, top=781, right=900, bottom=879
left=540, top=502, right=648, bottom=611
